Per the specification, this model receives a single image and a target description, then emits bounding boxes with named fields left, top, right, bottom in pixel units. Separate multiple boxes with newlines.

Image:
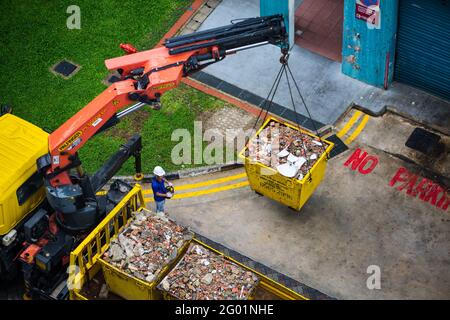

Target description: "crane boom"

left=36, top=14, right=287, bottom=232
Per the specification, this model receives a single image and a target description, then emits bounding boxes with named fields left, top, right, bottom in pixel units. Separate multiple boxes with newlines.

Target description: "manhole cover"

left=405, top=127, right=444, bottom=157
left=51, top=60, right=80, bottom=79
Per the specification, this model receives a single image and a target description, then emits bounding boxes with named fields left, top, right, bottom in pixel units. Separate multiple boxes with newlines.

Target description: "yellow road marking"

left=145, top=180, right=249, bottom=202
left=337, top=110, right=362, bottom=138
left=142, top=172, right=247, bottom=195
left=345, top=115, right=370, bottom=145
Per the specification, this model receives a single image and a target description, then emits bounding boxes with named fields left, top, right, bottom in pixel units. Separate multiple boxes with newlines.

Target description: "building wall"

left=342, top=0, right=399, bottom=88
left=260, top=0, right=295, bottom=48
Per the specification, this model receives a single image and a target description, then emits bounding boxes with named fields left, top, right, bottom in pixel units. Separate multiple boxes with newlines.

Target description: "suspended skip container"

left=240, top=117, right=334, bottom=211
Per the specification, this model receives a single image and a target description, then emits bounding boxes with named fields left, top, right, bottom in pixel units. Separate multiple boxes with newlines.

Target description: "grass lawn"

left=0, top=0, right=230, bottom=175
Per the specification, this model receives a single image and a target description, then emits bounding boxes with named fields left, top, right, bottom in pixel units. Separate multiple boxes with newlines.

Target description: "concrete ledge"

left=339, top=103, right=450, bottom=137
left=189, top=71, right=327, bottom=132
left=114, top=162, right=244, bottom=184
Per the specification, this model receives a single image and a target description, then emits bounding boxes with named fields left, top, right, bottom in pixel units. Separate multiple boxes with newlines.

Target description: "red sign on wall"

left=355, top=0, right=380, bottom=28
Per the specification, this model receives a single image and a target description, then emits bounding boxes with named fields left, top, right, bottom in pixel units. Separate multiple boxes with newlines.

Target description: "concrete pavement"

left=148, top=108, right=450, bottom=299
left=3, top=0, right=450, bottom=301
left=335, top=108, right=450, bottom=181
left=161, top=146, right=449, bottom=299
left=193, top=0, right=450, bottom=130
left=3, top=111, right=449, bottom=299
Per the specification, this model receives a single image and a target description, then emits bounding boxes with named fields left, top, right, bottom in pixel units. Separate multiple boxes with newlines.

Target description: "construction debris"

left=99, top=284, right=109, bottom=299
left=246, top=120, right=328, bottom=179
left=158, top=243, right=260, bottom=300
left=102, top=208, right=193, bottom=283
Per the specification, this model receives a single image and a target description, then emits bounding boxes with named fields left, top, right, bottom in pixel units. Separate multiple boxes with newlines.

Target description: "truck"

left=0, top=15, right=289, bottom=299
left=68, top=185, right=307, bottom=300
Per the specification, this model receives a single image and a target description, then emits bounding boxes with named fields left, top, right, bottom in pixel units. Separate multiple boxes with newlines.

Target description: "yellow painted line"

left=337, top=110, right=363, bottom=138
left=345, top=114, right=370, bottom=145
left=145, top=180, right=249, bottom=202
left=142, top=172, right=247, bottom=195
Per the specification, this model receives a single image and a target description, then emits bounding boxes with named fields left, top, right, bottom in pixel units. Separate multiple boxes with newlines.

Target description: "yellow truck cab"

left=0, top=114, right=48, bottom=278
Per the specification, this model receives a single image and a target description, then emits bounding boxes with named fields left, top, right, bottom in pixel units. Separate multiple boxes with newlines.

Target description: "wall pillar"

left=342, top=0, right=399, bottom=88
left=260, top=0, right=295, bottom=48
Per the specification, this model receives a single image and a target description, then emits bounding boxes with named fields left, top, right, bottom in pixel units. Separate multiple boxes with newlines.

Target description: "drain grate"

left=51, top=60, right=80, bottom=79
left=405, top=128, right=444, bottom=157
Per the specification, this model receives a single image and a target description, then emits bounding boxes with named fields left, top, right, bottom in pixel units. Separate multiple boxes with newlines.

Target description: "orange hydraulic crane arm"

left=45, top=47, right=196, bottom=187
left=35, top=15, right=287, bottom=232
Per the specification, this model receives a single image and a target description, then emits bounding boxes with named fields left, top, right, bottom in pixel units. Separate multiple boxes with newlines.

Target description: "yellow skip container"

left=99, top=247, right=188, bottom=300
left=240, top=117, right=334, bottom=211
left=158, top=238, right=306, bottom=300
left=98, top=212, right=193, bottom=300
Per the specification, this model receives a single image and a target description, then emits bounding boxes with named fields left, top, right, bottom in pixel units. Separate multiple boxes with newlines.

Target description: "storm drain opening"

left=405, top=128, right=445, bottom=158
left=51, top=60, right=80, bottom=79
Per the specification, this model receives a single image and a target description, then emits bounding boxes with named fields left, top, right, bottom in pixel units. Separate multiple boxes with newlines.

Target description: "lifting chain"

left=251, top=48, right=330, bottom=181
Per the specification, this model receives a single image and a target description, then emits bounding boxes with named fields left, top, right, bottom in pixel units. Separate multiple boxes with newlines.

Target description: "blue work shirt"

left=151, top=177, right=166, bottom=202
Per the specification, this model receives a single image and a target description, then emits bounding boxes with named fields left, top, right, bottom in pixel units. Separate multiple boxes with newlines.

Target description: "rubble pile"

left=158, top=244, right=260, bottom=300
left=102, top=209, right=193, bottom=283
left=247, top=120, right=328, bottom=179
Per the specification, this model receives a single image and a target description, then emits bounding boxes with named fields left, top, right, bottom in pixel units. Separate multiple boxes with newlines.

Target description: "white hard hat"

left=153, top=166, right=165, bottom=176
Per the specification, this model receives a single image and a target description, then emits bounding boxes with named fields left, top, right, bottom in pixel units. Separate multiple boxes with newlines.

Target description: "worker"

left=151, top=166, right=173, bottom=213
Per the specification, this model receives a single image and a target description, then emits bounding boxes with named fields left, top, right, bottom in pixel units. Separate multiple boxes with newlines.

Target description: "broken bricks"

left=158, top=243, right=260, bottom=300
left=247, top=120, right=328, bottom=179
left=102, top=208, right=193, bottom=283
